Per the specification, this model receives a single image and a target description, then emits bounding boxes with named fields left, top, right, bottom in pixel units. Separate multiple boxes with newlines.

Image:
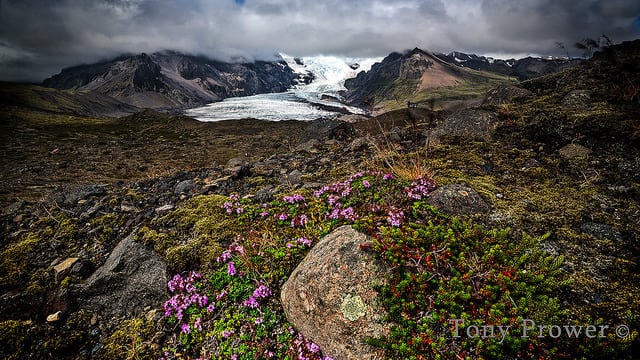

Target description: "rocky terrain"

left=1, top=40, right=639, bottom=359
left=42, top=51, right=301, bottom=110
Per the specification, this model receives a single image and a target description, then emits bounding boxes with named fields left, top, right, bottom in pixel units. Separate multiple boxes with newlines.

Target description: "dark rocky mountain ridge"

left=42, top=51, right=300, bottom=110
left=435, top=51, right=581, bottom=80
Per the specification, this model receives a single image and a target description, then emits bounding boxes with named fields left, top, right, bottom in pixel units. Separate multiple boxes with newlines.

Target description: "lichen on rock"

left=340, top=293, right=367, bottom=322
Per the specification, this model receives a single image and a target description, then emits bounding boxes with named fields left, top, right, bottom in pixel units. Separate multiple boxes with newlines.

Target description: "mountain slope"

left=435, top=51, right=581, bottom=80
left=42, top=52, right=299, bottom=110
left=0, top=82, right=139, bottom=117
left=343, top=48, right=516, bottom=113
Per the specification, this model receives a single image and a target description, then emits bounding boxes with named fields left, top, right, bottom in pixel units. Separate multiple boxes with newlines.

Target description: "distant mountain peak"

left=42, top=52, right=300, bottom=110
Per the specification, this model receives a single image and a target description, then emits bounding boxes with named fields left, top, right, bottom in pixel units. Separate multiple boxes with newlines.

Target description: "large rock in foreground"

left=78, top=229, right=168, bottom=318
left=281, top=226, right=390, bottom=360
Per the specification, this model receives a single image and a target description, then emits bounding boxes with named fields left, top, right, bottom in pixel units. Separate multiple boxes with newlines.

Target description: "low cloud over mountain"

left=1, top=0, right=639, bottom=81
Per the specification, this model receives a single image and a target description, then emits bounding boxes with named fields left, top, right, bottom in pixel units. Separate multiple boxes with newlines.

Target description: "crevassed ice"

left=185, top=55, right=381, bottom=122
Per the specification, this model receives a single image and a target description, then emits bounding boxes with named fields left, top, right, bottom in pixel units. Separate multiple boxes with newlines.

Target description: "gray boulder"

left=433, top=108, right=499, bottom=141
left=426, top=184, right=491, bottom=215
left=78, top=229, right=167, bottom=318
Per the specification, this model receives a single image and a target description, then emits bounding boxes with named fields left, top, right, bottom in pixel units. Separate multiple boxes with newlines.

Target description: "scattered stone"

left=120, top=200, right=137, bottom=212
left=426, top=184, right=491, bottom=215
left=296, top=138, right=321, bottom=152
left=174, top=179, right=195, bottom=195
left=580, top=222, right=623, bottom=242
left=285, top=170, right=303, bottom=186
left=561, top=90, right=592, bottom=110
left=281, top=225, right=390, bottom=360
left=46, top=311, right=63, bottom=322
left=348, top=137, right=370, bottom=152
left=54, top=257, right=79, bottom=277
left=558, top=143, right=591, bottom=160
left=154, top=204, right=174, bottom=213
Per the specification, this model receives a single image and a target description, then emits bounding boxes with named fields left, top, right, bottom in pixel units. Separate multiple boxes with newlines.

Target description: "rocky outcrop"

left=432, top=108, right=500, bottom=141
left=42, top=51, right=300, bottom=110
left=483, top=84, right=533, bottom=106
left=78, top=229, right=167, bottom=318
left=281, top=225, right=390, bottom=360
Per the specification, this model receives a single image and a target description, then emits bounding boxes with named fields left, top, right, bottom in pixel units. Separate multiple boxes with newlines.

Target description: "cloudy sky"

left=1, top=0, right=639, bottom=82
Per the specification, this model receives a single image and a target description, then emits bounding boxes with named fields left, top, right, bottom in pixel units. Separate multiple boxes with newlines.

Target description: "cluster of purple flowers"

left=223, top=193, right=245, bottom=214
left=313, top=172, right=364, bottom=198
left=284, top=193, right=306, bottom=204
left=290, top=214, right=309, bottom=227
left=243, top=283, right=273, bottom=309
left=387, top=206, right=405, bottom=227
left=404, top=175, right=436, bottom=200
left=217, top=238, right=245, bottom=277
left=328, top=205, right=358, bottom=222
left=164, top=272, right=210, bottom=333
left=288, top=327, right=334, bottom=360
left=296, top=236, right=312, bottom=247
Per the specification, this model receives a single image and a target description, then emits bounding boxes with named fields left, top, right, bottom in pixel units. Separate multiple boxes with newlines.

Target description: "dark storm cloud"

left=0, top=0, right=638, bottom=82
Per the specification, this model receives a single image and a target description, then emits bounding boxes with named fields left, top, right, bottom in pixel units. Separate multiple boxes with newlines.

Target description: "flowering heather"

left=242, top=296, right=260, bottom=308
left=227, top=261, right=237, bottom=276
left=252, top=284, right=272, bottom=299
left=386, top=206, right=404, bottom=227
left=296, top=236, right=312, bottom=247
left=284, top=193, right=306, bottom=204
left=404, top=175, right=436, bottom=200
left=290, top=214, right=309, bottom=227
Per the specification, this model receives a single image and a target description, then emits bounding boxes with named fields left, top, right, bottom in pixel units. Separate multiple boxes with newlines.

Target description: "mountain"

left=0, top=82, right=139, bottom=117
left=42, top=51, right=300, bottom=110
left=343, top=48, right=516, bottom=113
left=435, top=51, right=581, bottom=80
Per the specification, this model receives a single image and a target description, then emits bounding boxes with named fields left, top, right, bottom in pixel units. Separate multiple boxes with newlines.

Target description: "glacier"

left=185, top=55, right=380, bottom=122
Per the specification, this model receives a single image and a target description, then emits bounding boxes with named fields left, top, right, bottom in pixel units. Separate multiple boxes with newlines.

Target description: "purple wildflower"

left=296, top=236, right=312, bottom=247
left=227, top=261, right=237, bottom=276
left=260, top=210, right=269, bottom=217
left=404, top=175, right=436, bottom=200
left=193, top=317, right=202, bottom=331
left=362, top=180, right=371, bottom=188
left=387, top=207, right=404, bottom=227
left=307, top=342, right=321, bottom=353
left=243, top=296, right=260, bottom=308
left=284, top=193, right=306, bottom=204
left=206, top=303, right=216, bottom=312
left=222, top=330, right=235, bottom=338
left=255, top=317, right=263, bottom=325
left=216, top=290, right=228, bottom=300
left=181, top=323, right=191, bottom=334
left=383, top=173, right=393, bottom=180
left=279, top=213, right=289, bottom=221
left=253, top=284, right=272, bottom=299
